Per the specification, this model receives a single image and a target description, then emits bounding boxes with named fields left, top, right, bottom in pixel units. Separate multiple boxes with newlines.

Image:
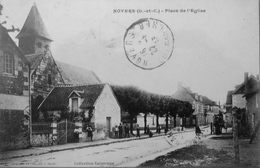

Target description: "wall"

left=0, top=109, right=29, bottom=151
left=246, top=93, right=260, bottom=136
left=0, top=49, right=29, bottom=96
left=31, top=51, right=64, bottom=96
left=93, top=84, right=121, bottom=140
left=31, top=133, right=52, bottom=147
left=232, top=94, right=246, bottom=108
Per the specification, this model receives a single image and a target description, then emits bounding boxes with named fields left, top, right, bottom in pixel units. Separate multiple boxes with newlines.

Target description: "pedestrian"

left=119, top=123, right=123, bottom=138
left=195, top=125, right=202, bottom=136
left=147, top=125, right=150, bottom=134
left=210, top=122, right=213, bottom=135
left=115, top=125, right=119, bottom=138
left=158, top=125, right=161, bottom=134
left=136, top=124, right=140, bottom=138
left=74, top=126, right=79, bottom=142
left=125, top=124, right=130, bottom=138
left=149, top=130, right=153, bottom=137
left=87, top=125, right=93, bottom=141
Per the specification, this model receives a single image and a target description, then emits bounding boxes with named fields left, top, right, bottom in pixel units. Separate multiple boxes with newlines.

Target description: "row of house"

left=172, top=82, right=222, bottom=126
left=225, top=72, right=260, bottom=137
left=0, top=4, right=121, bottom=150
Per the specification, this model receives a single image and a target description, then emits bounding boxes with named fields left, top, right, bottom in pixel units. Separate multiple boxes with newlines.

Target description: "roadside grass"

left=138, top=144, right=233, bottom=167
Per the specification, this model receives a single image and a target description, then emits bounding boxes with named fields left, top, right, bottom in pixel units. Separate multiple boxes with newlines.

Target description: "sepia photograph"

left=0, top=0, right=259, bottom=167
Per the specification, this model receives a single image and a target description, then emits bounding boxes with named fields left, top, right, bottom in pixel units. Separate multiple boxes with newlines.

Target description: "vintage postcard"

left=0, top=0, right=259, bottom=167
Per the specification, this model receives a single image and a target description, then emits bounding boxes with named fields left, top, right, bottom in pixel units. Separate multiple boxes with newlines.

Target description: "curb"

left=0, top=126, right=208, bottom=161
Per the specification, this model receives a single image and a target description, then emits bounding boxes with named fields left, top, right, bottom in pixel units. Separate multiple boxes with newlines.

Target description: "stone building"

left=38, top=83, right=121, bottom=141
left=0, top=24, right=30, bottom=150
left=16, top=4, right=101, bottom=121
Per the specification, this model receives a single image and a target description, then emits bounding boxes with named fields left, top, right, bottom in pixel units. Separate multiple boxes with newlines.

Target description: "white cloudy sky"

left=1, top=0, right=259, bottom=104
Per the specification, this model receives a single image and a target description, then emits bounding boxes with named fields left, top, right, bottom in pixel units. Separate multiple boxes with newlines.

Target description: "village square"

left=0, top=0, right=259, bottom=167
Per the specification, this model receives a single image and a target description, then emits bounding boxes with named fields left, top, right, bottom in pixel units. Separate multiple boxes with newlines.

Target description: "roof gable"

left=0, top=25, right=29, bottom=65
left=172, top=86, right=195, bottom=104
left=16, top=3, right=52, bottom=41
left=39, top=84, right=105, bottom=111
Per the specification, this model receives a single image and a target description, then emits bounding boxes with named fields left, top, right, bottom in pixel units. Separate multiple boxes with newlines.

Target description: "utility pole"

left=232, top=108, right=240, bottom=163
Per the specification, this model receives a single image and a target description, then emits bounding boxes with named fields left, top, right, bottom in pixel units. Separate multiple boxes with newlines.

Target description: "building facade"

left=0, top=24, right=30, bottom=151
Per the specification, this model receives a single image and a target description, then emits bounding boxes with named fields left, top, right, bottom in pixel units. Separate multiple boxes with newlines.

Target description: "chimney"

left=177, top=82, right=182, bottom=90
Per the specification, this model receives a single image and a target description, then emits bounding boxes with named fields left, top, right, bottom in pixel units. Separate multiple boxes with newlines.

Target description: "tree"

left=177, top=101, right=194, bottom=130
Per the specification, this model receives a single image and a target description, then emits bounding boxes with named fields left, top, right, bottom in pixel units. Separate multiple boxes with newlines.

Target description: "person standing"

left=87, top=125, right=93, bottom=141
left=158, top=125, right=161, bottom=134
left=125, top=124, right=130, bottom=138
left=115, top=125, right=119, bottom=138
left=147, top=125, right=150, bottom=134
left=136, top=124, right=140, bottom=138
left=119, top=123, right=123, bottom=138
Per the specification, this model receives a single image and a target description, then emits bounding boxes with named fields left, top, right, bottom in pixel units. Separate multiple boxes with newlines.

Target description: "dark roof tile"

left=39, top=84, right=105, bottom=111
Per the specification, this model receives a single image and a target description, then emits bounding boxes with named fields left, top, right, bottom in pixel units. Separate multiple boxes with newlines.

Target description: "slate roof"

left=16, top=3, right=52, bottom=41
left=56, top=61, right=101, bottom=85
left=243, top=76, right=260, bottom=97
left=201, top=96, right=213, bottom=105
left=24, top=53, right=101, bottom=85
left=39, top=84, right=105, bottom=111
left=0, top=24, right=29, bottom=65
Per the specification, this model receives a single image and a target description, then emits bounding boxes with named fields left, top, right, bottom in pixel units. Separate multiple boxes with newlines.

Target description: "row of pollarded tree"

left=111, top=85, right=194, bottom=134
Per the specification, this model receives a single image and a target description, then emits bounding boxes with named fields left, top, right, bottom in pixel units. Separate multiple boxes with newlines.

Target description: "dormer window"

left=3, top=52, right=14, bottom=75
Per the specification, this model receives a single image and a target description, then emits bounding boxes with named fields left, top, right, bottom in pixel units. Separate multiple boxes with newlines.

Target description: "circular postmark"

left=124, top=18, right=174, bottom=70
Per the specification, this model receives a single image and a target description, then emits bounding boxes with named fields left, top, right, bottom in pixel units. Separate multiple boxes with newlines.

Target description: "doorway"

left=106, top=117, right=111, bottom=137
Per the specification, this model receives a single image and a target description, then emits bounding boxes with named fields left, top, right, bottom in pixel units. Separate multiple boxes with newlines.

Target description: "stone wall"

left=31, top=133, right=52, bottom=147
left=0, top=109, right=29, bottom=151
left=0, top=49, right=29, bottom=96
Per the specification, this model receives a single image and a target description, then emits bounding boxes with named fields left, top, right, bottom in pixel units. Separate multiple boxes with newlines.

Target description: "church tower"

left=16, top=3, right=52, bottom=55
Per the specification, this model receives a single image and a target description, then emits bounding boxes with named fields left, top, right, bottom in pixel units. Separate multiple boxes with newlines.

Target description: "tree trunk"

left=233, top=113, right=240, bottom=163
left=156, top=113, right=159, bottom=132
left=144, top=112, right=147, bottom=134
left=166, top=112, right=169, bottom=132
left=130, top=116, right=134, bottom=134
left=174, top=114, right=176, bottom=127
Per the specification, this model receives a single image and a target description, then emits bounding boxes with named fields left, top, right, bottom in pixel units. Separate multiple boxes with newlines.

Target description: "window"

left=3, top=52, right=14, bottom=74
left=72, top=98, right=78, bottom=112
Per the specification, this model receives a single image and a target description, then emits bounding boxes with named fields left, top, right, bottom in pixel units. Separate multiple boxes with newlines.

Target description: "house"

left=38, top=83, right=121, bottom=140
left=173, top=82, right=205, bottom=126
left=16, top=4, right=101, bottom=121
left=226, top=72, right=260, bottom=137
left=236, top=73, right=260, bottom=137
left=0, top=24, right=30, bottom=150
left=243, top=74, right=260, bottom=138
left=225, top=90, right=235, bottom=127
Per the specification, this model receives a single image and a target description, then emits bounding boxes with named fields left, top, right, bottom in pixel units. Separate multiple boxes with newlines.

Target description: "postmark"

left=124, top=18, right=174, bottom=70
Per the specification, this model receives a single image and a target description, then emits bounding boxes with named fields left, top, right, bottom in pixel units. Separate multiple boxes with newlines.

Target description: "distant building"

left=172, top=82, right=219, bottom=126
left=38, top=83, right=121, bottom=140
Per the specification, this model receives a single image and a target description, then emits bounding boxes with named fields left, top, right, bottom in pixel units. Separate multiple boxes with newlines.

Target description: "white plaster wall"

left=93, top=84, right=121, bottom=140
left=0, top=94, right=29, bottom=110
left=232, top=94, right=246, bottom=108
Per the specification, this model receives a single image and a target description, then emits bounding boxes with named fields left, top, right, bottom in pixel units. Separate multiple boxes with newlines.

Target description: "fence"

left=32, top=122, right=51, bottom=134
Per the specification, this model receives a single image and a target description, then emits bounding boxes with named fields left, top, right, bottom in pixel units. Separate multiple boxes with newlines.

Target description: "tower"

left=16, top=3, right=52, bottom=55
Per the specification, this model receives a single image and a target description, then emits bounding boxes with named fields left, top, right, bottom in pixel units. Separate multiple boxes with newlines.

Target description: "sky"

left=1, top=0, right=259, bottom=104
